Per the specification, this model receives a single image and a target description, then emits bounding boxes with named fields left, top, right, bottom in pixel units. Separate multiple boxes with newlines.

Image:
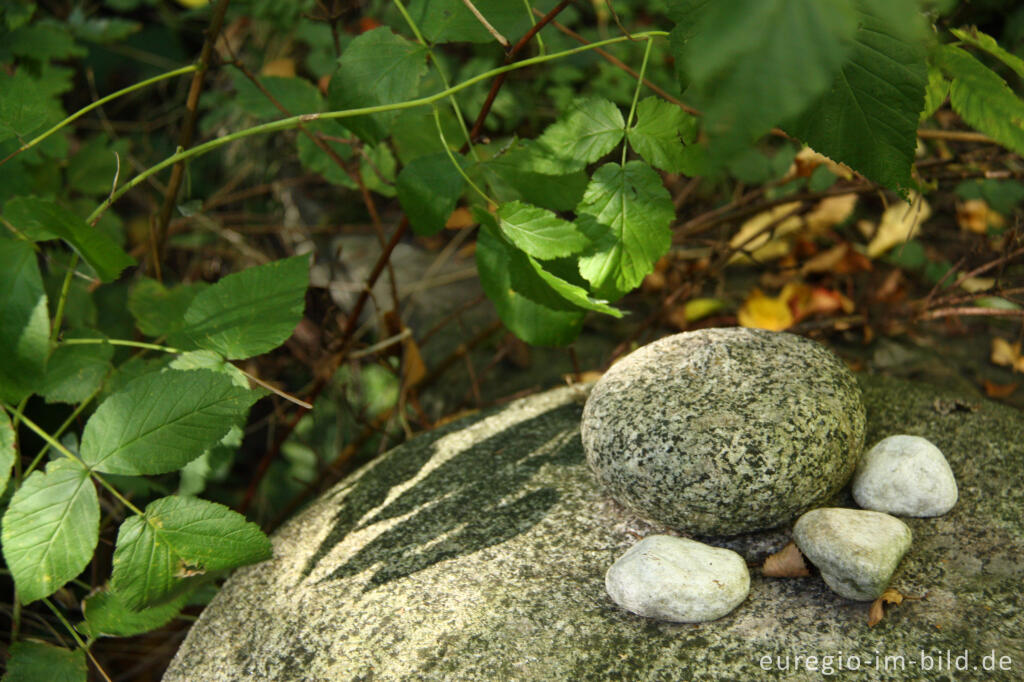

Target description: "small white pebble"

left=853, top=435, right=958, bottom=517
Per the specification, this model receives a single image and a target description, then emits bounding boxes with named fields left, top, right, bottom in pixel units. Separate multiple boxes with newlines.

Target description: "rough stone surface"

left=853, top=435, right=958, bottom=516
left=605, top=535, right=749, bottom=623
left=581, top=328, right=866, bottom=535
left=793, top=508, right=913, bottom=601
left=165, top=374, right=1024, bottom=681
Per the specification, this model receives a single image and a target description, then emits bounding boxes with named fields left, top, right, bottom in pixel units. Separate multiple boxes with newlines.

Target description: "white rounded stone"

left=852, top=435, right=958, bottom=516
left=793, top=508, right=912, bottom=601
left=581, top=328, right=865, bottom=535
left=605, top=535, right=750, bottom=623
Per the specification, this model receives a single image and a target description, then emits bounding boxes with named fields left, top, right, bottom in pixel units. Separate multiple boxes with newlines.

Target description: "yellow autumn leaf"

left=738, top=288, right=794, bottom=331
left=866, top=193, right=931, bottom=258
left=804, top=193, right=858, bottom=233
left=728, top=202, right=803, bottom=265
left=991, top=337, right=1024, bottom=372
left=956, top=199, right=1005, bottom=234
left=683, top=298, right=729, bottom=323
left=261, top=58, right=296, bottom=78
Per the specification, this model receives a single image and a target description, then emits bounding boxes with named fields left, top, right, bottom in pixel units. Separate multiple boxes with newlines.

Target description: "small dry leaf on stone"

left=868, top=587, right=906, bottom=627
left=991, top=338, right=1024, bottom=372
left=762, top=542, right=810, bottom=578
left=983, top=379, right=1019, bottom=398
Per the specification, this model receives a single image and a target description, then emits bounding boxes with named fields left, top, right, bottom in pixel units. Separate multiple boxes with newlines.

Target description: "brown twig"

left=149, top=0, right=231, bottom=280
left=917, top=129, right=996, bottom=143
left=461, top=0, right=510, bottom=48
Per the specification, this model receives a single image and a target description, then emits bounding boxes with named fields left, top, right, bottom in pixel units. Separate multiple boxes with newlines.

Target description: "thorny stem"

left=623, top=36, right=655, bottom=165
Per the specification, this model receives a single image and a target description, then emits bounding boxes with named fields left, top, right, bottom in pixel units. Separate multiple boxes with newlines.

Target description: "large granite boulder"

left=165, top=374, right=1024, bottom=680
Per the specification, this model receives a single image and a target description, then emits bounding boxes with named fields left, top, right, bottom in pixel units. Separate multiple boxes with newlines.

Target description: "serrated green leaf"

left=7, top=20, right=86, bottom=60
left=482, top=140, right=589, bottom=211
left=172, top=255, right=309, bottom=360
left=128, top=278, right=208, bottom=338
left=39, top=332, right=113, bottom=404
left=537, top=97, right=624, bottom=164
left=1, top=459, right=98, bottom=604
left=0, top=410, right=14, bottom=494
left=66, top=7, right=141, bottom=44
left=80, top=369, right=261, bottom=475
left=475, top=220, right=584, bottom=346
left=396, top=152, right=466, bottom=236
left=497, top=200, right=588, bottom=259
left=5, top=641, right=87, bottom=682
left=933, top=44, right=1024, bottom=157
left=0, top=239, right=49, bottom=403
left=788, top=0, right=927, bottom=193
left=169, top=350, right=250, bottom=388
left=111, top=495, right=272, bottom=609
left=680, top=0, right=856, bottom=159
left=360, top=142, right=397, bottom=197
left=921, top=65, right=950, bottom=120
left=411, top=0, right=543, bottom=44
left=951, top=27, right=1024, bottom=80
left=520, top=255, right=622, bottom=317
left=327, top=27, right=428, bottom=143
left=296, top=120, right=356, bottom=188
left=80, top=586, right=189, bottom=638
left=0, top=71, right=54, bottom=143
left=232, top=72, right=323, bottom=120
left=66, top=135, right=132, bottom=196
left=576, top=162, right=675, bottom=299
left=627, top=97, right=698, bottom=174
left=2, top=197, right=136, bottom=282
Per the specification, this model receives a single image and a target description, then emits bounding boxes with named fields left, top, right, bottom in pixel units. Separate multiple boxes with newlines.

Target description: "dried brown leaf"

left=762, top=542, right=810, bottom=578
left=983, top=379, right=1019, bottom=398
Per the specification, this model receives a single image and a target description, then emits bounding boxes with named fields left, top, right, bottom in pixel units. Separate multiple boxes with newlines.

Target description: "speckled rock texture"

left=605, top=535, right=749, bottom=622
left=793, top=508, right=913, bottom=600
left=164, top=374, right=1024, bottom=681
left=581, top=328, right=866, bottom=535
left=853, top=435, right=958, bottom=516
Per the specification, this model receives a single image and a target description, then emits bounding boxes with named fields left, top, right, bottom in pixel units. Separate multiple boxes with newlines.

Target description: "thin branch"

left=917, top=129, right=996, bottom=143
left=461, top=0, right=510, bottom=48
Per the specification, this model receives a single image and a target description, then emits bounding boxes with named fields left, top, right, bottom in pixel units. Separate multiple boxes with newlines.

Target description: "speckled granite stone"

left=793, top=508, right=913, bottom=601
left=164, top=375, right=1024, bottom=681
left=605, top=535, right=749, bottom=622
left=581, top=328, right=865, bottom=535
left=853, top=435, right=958, bottom=516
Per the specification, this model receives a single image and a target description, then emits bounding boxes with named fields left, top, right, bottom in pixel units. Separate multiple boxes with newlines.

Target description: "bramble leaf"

left=128, top=278, right=208, bottom=338
left=232, top=73, right=322, bottom=119
left=5, top=641, right=87, bottom=682
left=1, top=459, right=99, bottom=604
left=0, top=239, right=49, bottom=403
left=397, top=152, right=466, bottom=236
left=411, top=0, right=543, bottom=44
left=111, top=495, right=272, bottom=609
left=39, top=331, right=113, bottom=404
left=537, top=97, right=625, bottom=164
left=481, top=140, right=589, bottom=211
left=497, top=200, right=588, bottom=259
left=576, top=162, right=675, bottom=299
left=80, top=587, right=190, bottom=638
left=788, top=0, right=927, bottom=193
left=0, top=410, right=14, bottom=495
left=172, top=255, right=309, bottom=360
left=627, top=96, right=698, bottom=174
left=80, top=369, right=261, bottom=475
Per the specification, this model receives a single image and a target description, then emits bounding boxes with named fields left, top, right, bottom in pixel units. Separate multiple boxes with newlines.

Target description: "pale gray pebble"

left=793, top=508, right=912, bottom=601
left=581, top=328, right=866, bottom=535
left=605, top=535, right=750, bottom=623
left=853, top=435, right=958, bottom=516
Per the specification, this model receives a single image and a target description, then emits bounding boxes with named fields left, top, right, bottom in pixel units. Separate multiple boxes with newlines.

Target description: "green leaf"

left=950, top=27, right=1024, bottom=81
left=66, top=7, right=141, bottom=44
left=6, top=20, right=85, bottom=60
left=0, top=239, right=49, bottom=403
left=327, top=27, right=428, bottom=143
left=172, top=255, right=309, bottom=360
left=0, top=410, right=14, bottom=495
left=128, top=278, right=208, bottom=338
left=921, top=66, right=950, bottom=120
left=627, top=96, right=698, bottom=174
left=954, top=179, right=1024, bottom=214
left=496, top=200, right=588, bottom=260
left=111, top=495, right=272, bottom=609
left=933, top=44, right=1024, bottom=157
left=411, top=0, right=542, bottom=44
left=2, top=197, right=136, bottom=282
left=1, top=459, right=99, bottom=604
left=397, top=152, right=466, bottom=236
left=39, top=332, right=113, bottom=404
left=359, top=142, right=397, bottom=197
left=575, top=162, right=675, bottom=299
left=169, top=350, right=250, bottom=388
left=519, top=256, right=622, bottom=317
left=481, top=140, right=589, bottom=211
left=66, top=135, right=132, bottom=196
left=4, top=641, right=87, bottom=682
left=80, top=369, right=262, bottom=475
left=680, top=0, right=856, bottom=159
left=537, top=97, right=624, bottom=164
left=232, top=72, right=323, bottom=120
left=788, top=0, right=927, bottom=193
left=476, top=221, right=584, bottom=346
left=80, top=587, right=189, bottom=638
left=0, top=70, right=54, bottom=143
left=296, top=120, right=356, bottom=188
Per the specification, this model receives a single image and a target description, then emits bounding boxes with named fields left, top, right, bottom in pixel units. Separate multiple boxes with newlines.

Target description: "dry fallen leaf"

left=800, top=243, right=850, bottom=275
left=762, top=542, right=810, bottom=577
left=260, top=57, right=296, bottom=78
left=804, top=194, right=858, bottom=233
left=960, top=276, right=995, bottom=293
left=869, top=587, right=905, bottom=627
left=867, top=193, right=932, bottom=258
left=728, top=202, right=803, bottom=265
left=791, top=147, right=854, bottom=180
left=956, top=199, right=1005, bottom=234
left=738, top=287, right=794, bottom=331
left=983, top=379, right=1019, bottom=398
left=402, top=335, right=427, bottom=388
left=445, top=206, right=477, bottom=229
left=991, top=337, right=1024, bottom=372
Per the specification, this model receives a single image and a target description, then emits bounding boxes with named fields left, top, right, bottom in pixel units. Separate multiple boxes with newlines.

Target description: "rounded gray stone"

left=853, top=435, right=958, bottom=516
left=581, top=328, right=866, bottom=535
left=605, top=535, right=750, bottom=623
left=793, top=507, right=912, bottom=601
